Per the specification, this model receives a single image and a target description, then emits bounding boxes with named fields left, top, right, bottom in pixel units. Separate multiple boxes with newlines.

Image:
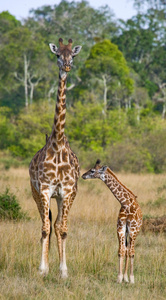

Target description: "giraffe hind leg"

left=129, top=233, right=137, bottom=284
left=123, top=225, right=129, bottom=283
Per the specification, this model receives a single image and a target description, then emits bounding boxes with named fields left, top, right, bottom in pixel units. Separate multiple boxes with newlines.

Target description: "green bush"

left=0, top=188, right=29, bottom=220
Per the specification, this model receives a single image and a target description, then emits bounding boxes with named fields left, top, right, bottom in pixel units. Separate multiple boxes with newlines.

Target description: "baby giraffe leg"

left=117, top=225, right=126, bottom=283
left=117, top=255, right=124, bottom=283
left=130, top=256, right=135, bottom=284
left=123, top=248, right=129, bottom=283
left=129, top=233, right=136, bottom=284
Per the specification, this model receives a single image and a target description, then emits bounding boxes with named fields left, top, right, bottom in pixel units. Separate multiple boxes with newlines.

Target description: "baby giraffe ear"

left=101, top=166, right=107, bottom=172
left=72, top=45, right=82, bottom=57
left=49, top=43, right=58, bottom=54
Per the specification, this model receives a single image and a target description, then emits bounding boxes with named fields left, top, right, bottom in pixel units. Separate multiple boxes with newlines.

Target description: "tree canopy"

left=0, top=0, right=166, bottom=172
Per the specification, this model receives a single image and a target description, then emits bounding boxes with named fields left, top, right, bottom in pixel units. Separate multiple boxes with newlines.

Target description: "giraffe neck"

left=51, top=71, right=67, bottom=144
left=101, top=168, right=136, bottom=208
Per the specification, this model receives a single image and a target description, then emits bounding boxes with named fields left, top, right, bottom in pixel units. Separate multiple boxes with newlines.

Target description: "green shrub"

left=0, top=188, right=29, bottom=220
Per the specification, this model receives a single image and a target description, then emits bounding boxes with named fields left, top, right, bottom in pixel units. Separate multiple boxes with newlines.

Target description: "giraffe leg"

left=39, top=194, right=50, bottom=275
left=30, top=183, right=51, bottom=275
left=117, top=225, right=126, bottom=283
left=123, top=226, right=129, bottom=283
left=129, top=233, right=137, bottom=284
left=54, top=197, right=68, bottom=279
left=123, top=247, right=129, bottom=283
left=55, top=193, right=76, bottom=278
left=130, top=256, right=135, bottom=284
left=59, top=194, right=75, bottom=279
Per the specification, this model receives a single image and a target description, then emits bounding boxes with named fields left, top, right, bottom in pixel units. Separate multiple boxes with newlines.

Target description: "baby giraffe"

left=82, top=159, right=142, bottom=284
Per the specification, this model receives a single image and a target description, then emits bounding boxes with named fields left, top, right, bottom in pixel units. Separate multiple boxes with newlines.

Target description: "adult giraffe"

left=29, top=38, right=81, bottom=278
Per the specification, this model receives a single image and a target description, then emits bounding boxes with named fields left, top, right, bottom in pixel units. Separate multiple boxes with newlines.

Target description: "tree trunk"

left=162, top=101, right=166, bottom=119
left=29, top=76, right=42, bottom=104
left=136, top=104, right=141, bottom=122
left=29, top=82, right=34, bottom=105
left=24, top=54, right=29, bottom=107
left=102, top=74, right=108, bottom=115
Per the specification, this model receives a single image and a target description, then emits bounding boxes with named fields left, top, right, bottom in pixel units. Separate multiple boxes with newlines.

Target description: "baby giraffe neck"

left=101, top=169, right=135, bottom=208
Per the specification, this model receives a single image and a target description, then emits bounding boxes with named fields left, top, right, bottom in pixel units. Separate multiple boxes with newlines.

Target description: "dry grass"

left=0, top=167, right=166, bottom=299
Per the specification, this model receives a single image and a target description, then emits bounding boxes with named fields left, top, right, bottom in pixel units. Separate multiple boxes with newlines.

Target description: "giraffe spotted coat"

left=82, top=159, right=142, bottom=284
left=29, top=38, right=81, bottom=278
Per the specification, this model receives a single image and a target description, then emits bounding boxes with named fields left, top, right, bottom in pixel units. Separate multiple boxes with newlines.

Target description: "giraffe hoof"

left=130, top=275, right=135, bottom=284
left=60, top=270, right=68, bottom=279
left=117, top=274, right=123, bottom=283
left=39, top=266, right=49, bottom=276
left=124, top=274, right=129, bottom=283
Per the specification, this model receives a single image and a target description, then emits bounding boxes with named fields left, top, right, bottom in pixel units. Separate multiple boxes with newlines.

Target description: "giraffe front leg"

left=30, top=183, right=51, bottom=275
left=55, top=197, right=69, bottom=279
left=39, top=193, right=50, bottom=276
left=117, top=227, right=126, bottom=283
left=59, top=193, right=75, bottom=279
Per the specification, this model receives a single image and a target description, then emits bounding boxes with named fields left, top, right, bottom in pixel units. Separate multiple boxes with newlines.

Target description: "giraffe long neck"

left=101, top=168, right=136, bottom=208
left=51, top=72, right=67, bottom=144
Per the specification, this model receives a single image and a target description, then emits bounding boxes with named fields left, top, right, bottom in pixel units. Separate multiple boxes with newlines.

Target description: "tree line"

left=0, top=0, right=166, bottom=172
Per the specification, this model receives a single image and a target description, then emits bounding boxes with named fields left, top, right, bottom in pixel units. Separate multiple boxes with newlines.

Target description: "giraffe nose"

left=64, top=65, right=71, bottom=72
left=63, top=61, right=71, bottom=72
left=82, top=174, right=87, bottom=179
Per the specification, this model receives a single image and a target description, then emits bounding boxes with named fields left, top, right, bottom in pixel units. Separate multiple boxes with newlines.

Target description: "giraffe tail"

left=49, top=209, right=52, bottom=248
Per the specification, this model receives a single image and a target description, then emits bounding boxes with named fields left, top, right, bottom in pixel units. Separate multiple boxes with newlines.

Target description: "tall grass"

left=0, top=167, right=166, bottom=299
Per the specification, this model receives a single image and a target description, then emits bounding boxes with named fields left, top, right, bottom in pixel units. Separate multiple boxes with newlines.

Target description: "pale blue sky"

left=0, top=0, right=136, bottom=21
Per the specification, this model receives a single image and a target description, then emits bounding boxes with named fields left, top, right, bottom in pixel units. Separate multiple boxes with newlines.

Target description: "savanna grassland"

left=0, top=167, right=166, bottom=300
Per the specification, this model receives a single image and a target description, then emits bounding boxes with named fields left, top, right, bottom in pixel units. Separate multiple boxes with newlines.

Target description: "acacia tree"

left=82, top=40, right=134, bottom=113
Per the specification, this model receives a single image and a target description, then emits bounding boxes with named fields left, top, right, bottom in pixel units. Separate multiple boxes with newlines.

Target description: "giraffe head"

left=82, top=159, right=107, bottom=180
left=49, top=38, right=82, bottom=74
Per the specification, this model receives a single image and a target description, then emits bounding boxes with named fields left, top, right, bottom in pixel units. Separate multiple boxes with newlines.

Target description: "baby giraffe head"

left=82, top=159, right=107, bottom=180
left=49, top=38, right=82, bottom=75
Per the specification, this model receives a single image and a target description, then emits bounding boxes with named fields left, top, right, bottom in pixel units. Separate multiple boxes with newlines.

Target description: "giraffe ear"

left=49, top=43, right=58, bottom=54
left=72, top=45, right=82, bottom=57
left=101, top=166, right=107, bottom=172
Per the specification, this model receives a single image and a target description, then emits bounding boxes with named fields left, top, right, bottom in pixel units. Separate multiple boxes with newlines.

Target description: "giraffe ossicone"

left=29, top=38, right=81, bottom=278
left=82, top=159, right=143, bottom=284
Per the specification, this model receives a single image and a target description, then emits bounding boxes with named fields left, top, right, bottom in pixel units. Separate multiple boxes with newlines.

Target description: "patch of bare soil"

left=142, top=215, right=166, bottom=233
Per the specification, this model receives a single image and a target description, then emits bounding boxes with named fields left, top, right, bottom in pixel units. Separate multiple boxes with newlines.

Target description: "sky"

left=0, top=0, right=136, bottom=21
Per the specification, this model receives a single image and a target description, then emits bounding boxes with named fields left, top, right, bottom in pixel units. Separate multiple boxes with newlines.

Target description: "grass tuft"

left=0, top=188, right=29, bottom=220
